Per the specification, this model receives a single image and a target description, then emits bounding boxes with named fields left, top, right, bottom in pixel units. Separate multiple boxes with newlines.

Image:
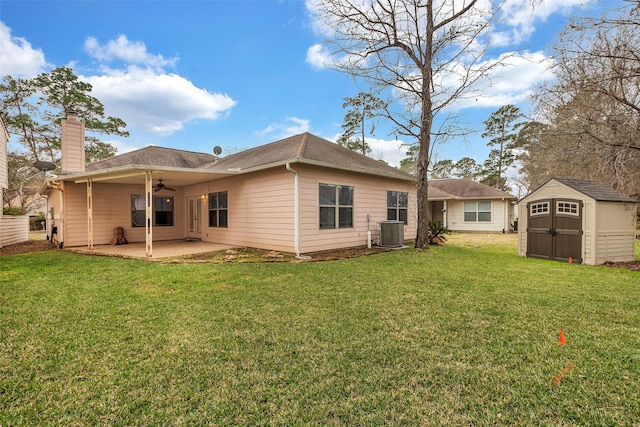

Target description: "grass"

left=1, top=235, right=639, bottom=425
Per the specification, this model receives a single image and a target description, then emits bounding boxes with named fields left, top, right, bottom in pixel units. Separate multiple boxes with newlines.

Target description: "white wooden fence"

left=0, top=215, right=29, bottom=248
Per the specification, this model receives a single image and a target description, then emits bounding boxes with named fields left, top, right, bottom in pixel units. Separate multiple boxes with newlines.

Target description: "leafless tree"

left=530, top=1, right=640, bottom=196
left=310, top=0, right=533, bottom=248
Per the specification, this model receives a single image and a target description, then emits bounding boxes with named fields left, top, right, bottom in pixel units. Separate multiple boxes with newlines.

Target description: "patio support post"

left=87, top=179, right=94, bottom=250
left=443, top=200, right=448, bottom=228
left=145, top=171, right=153, bottom=257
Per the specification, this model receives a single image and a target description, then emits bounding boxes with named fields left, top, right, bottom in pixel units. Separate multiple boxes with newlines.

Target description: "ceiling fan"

left=154, top=179, right=176, bottom=192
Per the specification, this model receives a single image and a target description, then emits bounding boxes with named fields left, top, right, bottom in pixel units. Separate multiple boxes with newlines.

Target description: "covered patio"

left=66, top=239, right=232, bottom=260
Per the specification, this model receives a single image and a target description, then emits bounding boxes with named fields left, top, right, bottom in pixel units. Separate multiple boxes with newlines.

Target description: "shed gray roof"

left=553, top=178, right=637, bottom=203
left=86, top=146, right=217, bottom=171
left=428, top=178, right=517, bottom=200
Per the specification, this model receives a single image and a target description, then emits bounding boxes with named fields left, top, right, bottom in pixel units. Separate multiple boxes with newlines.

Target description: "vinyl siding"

left=58, top=164, right=418, bottom=253
left=594, top=202, right=637, bottom=263
left=60, top=116, right=85, bottom=173
left=63, top=182, right=88, bottom=246
left=445, top=199, right=512, bottom=233
left=298, top=165, right=417, bottom=253
left=63, top=182, right=186, bottom=247
left=0, top=216, right=29, bottom=247
left=195, top=168, right=296, bottom=252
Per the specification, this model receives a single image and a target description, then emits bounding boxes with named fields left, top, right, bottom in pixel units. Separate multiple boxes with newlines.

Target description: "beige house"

left=428, top=178, right=517, bottom=233
left=1, top=117, right=30, bottom=248
left=517, top=178, right=638, bottom=265
left=42, top=113, right=417, bottom=256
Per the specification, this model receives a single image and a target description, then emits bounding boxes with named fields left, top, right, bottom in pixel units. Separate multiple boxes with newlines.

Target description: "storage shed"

left=517, top=178, right=638, bottom=265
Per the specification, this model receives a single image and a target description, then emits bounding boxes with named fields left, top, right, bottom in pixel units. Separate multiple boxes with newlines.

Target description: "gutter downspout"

left=49, top=180, right=64, bottom=248
left=286, top=163, right=301, bottom=257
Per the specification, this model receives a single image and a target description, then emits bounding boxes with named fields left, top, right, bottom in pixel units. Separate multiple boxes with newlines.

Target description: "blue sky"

left=0, top=0, right=613, bottom=168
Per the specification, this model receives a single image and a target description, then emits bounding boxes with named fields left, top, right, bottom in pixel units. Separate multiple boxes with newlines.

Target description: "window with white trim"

left=557, top=201, right=579, bottom=215
left=208, top=191, right=228, bottom=228
left=530, top=202, right=549, bottom=215
left=319, top=184, right=353, bottom=229
left=387, top=191, right=408, bottom=224
left=131, top=194, right=174, bottom=227
left=464, top=201, right=492, bottom=222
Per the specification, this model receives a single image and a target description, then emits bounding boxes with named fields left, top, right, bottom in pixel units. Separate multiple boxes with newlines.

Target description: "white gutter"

left=285, top=163, right=300, bottom=256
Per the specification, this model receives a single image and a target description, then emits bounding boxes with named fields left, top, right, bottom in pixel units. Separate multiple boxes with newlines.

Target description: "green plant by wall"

left=3, top=206, right=27, bottom=216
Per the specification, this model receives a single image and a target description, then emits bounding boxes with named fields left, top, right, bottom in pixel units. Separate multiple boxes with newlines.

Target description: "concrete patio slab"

left=66, top=240, right=232, bottom=259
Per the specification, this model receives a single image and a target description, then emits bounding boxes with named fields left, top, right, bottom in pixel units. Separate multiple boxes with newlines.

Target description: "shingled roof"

left=551, top=178, right=637, bottom=203
left=428, top=178, right=516, bottom=200
left=206, top=133, right=414, bottom=181
left=86, top=146, right=217, bottom=171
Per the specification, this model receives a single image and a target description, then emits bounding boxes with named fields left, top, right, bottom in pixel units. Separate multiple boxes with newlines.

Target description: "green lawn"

left=1, top=236, right=639, bottom=425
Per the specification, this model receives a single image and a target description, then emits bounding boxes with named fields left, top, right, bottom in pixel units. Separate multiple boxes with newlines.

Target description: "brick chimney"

left=61, top=111, right=85, bottom=173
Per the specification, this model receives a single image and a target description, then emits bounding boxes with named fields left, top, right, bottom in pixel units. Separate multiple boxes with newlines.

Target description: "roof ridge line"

left=295, top=133, right=310, bottom=158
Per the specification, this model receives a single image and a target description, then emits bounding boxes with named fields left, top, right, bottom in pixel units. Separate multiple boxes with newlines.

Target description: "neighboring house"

left=428, top=178, right=517, bottom=233
left=41, top=113, right=417, bottom=256
left=0, top=117, right=29, bottom=247
left=517, top=177, right=637, bottom=265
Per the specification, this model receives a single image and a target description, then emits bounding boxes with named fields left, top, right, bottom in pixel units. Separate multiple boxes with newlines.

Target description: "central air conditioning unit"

left=379, top=220, right=404, bottom=247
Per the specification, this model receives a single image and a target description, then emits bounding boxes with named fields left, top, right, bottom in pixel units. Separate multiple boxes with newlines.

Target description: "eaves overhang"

left=48, top=164, right=237, bottom=187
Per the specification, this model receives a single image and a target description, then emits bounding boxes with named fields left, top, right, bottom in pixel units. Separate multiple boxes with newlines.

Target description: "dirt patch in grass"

left=175, top=245, right=394, bottom=263
left=602, top=260, right=640, bottom=271
left=0, top=239, right=55, bottom=256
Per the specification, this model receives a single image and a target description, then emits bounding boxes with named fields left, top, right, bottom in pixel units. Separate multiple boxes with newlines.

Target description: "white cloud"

left=496, top=0, right=591, bottom=44
left=84, top=35, right=178, bottom=69
left=326, top=132, right=408, bottom=168
left=84, top=66, right=236, bottom=135
left=256, top=116, right=311, bottom=139
left=305, top=44, right=331, bottom=69
left=107, top=138, right=147, bottom=156
left=368, top=137, right=409, bottom=168
left=445, top=50, right=555, bottom=110
left=0, top=21, right=46, bottom=77
left=80, top=35, right=234, bottom=136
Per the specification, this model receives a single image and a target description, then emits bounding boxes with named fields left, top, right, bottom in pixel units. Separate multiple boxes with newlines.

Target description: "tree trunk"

left=415, top=2, right=434, bottom=249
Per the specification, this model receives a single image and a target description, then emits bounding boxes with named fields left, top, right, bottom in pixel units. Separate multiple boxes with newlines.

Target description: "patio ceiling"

left=63, top=165, right=237, bottom=187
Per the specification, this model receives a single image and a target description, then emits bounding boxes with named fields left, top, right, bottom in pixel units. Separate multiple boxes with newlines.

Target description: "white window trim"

left=319, top=183, right=354, bottom=229
left=556, top=201, right=579, bottom=216
left=530, top=202, right=550, bottom=216
left=387, top=190, right=409, bottom=225
left=131, top=194, right=175, bottom=227
left=464, top=201, right=492, bottom=223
